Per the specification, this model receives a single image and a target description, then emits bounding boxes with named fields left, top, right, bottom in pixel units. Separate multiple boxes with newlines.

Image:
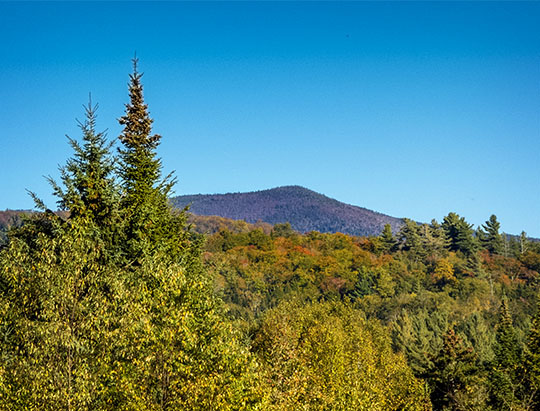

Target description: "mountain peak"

left=171, top=186, right=402, bottom=237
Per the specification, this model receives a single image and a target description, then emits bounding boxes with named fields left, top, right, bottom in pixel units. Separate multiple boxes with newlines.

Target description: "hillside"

left=171, top=186, right=403, bottom=237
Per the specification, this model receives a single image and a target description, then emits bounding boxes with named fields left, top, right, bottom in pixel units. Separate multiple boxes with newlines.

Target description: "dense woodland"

left=1, top=62, right=540, bottom=410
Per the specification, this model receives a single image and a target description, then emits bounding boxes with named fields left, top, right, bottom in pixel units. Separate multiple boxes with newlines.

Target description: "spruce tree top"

left=118, top=57, right=170, bottom=206
left=119, top=58, right=160, bottom=150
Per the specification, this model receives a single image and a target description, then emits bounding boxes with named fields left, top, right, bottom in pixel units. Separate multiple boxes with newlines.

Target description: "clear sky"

left=1, top=1, right=539, bottom=236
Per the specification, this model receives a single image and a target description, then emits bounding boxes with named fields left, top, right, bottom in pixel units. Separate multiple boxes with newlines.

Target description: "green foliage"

left=99, top=251, right=262, bottom=410
left=398, top=219, right=424, bottom=257
left=0, top=62, right=263, bottom=410
left=392, top=308, right=449, bottom=376
left=202, top=221, right=540, bottom=409
left=488, top=297, right=526, bottom=410
left=379, top=223, right=397, bottom=253
left=0, top=219, right=121, bottom=409
left=270, top=222, right=296, bottom=239
left=524, top=295, right=540, bottom=408
left=479, top=215, right=504, bottom=255
left=252, top=300, right=431, bottom=410
left=117, top=58, right=184, bottom=264
left=425, top=329, right=485, bottom=410
left=441, top=212, right=477, bottom=256
left=51, top=100, right=117, bottom=225
left=421, top=220, right=449, bottom=257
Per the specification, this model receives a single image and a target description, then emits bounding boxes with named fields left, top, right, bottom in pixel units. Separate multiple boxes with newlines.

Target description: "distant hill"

left=171, top=186, right=404, bottom=237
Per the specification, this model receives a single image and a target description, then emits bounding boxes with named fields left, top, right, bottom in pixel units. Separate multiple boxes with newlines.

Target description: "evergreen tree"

left=489, top=296, right=523, bottom=409
left=441, top=212, right=477, bottom=256
left=379, top=223, right=397, bottom=253
left=392, top=308, right=449, bottom=377
left=398, top=219, right=424, bottom=258
left=52, top=99, right=116, bottom=222
left=425, top=328, right=484, bottom=410
left=117, top=57, right=185, bottom=263
left=420, top=220, right=448, bottom=257
left=48, top=99, right=120, bottom=260
left=480, top=215, right=503, bottom=255
left=9, top=99, right=119, bottom=257
left=271, top=222, right=296, bottom=239
left=524, top=294, right=540, bottom=408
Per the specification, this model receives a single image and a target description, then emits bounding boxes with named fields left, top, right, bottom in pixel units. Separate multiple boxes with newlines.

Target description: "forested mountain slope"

left=172, top=185, right=403, bottom=236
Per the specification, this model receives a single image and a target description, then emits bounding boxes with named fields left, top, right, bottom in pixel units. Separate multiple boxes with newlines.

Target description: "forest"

left=1, top=62, right=540, bottom=411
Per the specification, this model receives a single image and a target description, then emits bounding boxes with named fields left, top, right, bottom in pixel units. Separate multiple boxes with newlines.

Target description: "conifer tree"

left=52, top=100, right=116, bottom=221
left=398, top=219, right=424, bottom=259
left=379, top=223, right=396, bottom=253
left=117, top=57, right=185, bottom=263
left=480, top=215, right=503, bottom=255
left=0, top=62, right=264, bottom=410
left=111, top=60, right=263, bottom=409
left=524, top=294, right=540, bottom=408
left=48, top=99, right=120, bottom=261
left=426, top=329, right=483, bottom=410
left=489, top=296, right=523, bottom=409
left=420, top=220, right=448, bottom=257
left=441, top=212, right=477, bottom=256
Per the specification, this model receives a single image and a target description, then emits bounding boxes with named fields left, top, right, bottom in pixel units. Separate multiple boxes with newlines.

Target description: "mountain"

left=171, top=186, right=403, bottom=237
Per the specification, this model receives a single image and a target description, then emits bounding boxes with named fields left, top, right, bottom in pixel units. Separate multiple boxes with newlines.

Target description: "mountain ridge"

left=171, top=185, right=404, bottom=237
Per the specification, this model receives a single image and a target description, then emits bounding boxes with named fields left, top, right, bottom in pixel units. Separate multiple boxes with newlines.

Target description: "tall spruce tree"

left=117, top=57, right=185, bottom=263
left=49, top=99, right=120, bottom=260
left=112, top=60, right=263, bottom=409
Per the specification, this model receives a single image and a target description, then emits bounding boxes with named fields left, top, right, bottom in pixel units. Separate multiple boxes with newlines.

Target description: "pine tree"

left=480, top=215, right=503, bottom=255
left=398, top=219, right=425, bottom=260
left=420, top=220, right=448, bottom=257
left=441, top=212, right=477, bottom=256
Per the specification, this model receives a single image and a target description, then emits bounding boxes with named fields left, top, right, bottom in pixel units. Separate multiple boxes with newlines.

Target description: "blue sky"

left=1, top=1, right=539, bottom=236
